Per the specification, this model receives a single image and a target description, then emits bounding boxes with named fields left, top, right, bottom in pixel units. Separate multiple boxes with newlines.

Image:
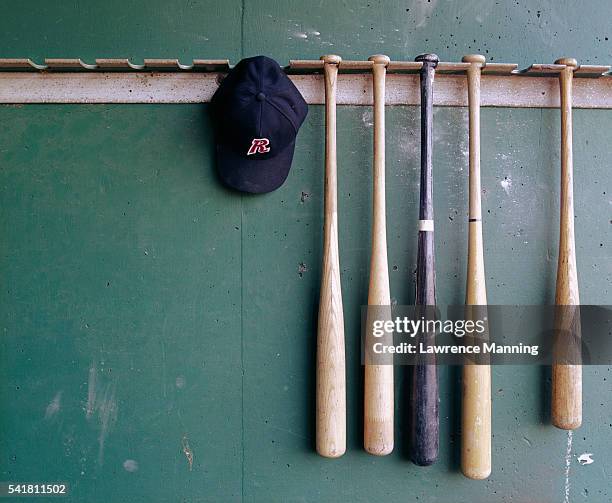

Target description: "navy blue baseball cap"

left=210, top=56, right=308, bottom=193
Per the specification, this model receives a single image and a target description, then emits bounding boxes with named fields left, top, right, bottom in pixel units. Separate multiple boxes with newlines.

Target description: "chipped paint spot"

left=361, top=109, right=373, bottom=128
left=500, top=177, right=512, bottom=195
left=123, top=459, right=139, bottom=472
left=175, top=376, right=186, bottom=389
left=564, top=431, right=573, bottom=503
left=577, top=453, right=594, bottom=465
left=45, top=391, right=62, bottom=419
left=182, top=435, right=194, bottom=471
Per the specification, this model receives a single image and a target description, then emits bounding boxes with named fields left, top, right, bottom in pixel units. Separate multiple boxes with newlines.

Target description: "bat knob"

left=415, top=53, right=439, bottom=66
left=320, top=54, right=342, bottom=65
left=368, top=54, right=390, bottom=66
left=462, top=54, right=486, bottom=65
left=555, top=57, right=578, bottom=69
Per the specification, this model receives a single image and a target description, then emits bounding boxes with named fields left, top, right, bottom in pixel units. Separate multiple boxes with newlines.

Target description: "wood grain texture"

left=364, top=54, right=394, bottom=456
left=461, top=54, right=492, bottom=481
left=409, top=53, right=439, bottom=467
left=552, top=58, right=582, bottom=431
left=316, top=55, right=346, bottom=458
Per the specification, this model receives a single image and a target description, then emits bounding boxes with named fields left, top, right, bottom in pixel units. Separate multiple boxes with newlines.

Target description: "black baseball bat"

left=409, top=53, right=439, bottom=466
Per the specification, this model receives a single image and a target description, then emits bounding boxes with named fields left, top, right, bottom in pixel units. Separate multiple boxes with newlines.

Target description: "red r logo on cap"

left=247, top=138, right=271, bottom=155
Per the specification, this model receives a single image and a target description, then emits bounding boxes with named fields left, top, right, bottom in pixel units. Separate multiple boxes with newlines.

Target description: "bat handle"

left=552, top=57, right=582, bottom=430
left=364, top=54, right=394, bottom=456
left=316, top=55, right=347, bottom=458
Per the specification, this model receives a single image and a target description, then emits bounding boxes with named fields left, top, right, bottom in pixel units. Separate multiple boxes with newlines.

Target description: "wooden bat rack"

left=0, top=57, right=611, bottom=108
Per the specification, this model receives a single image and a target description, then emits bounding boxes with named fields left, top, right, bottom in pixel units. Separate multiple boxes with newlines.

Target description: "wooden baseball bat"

left=316, top=54, right=346, bottom=458
left=364, top=54, right=394, bottom=456
left=552, top=57, right=582, bottom=430
left=410, top=53, right=439, bottom=466
left=461, top=54, right=491, bottom=480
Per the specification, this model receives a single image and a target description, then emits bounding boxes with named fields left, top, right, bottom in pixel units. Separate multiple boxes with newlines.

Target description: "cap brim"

left=216, top=139, right=296, bottom=194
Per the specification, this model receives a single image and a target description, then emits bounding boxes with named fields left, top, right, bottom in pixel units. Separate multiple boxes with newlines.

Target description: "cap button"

left=256, top=92, right=266, bottom=101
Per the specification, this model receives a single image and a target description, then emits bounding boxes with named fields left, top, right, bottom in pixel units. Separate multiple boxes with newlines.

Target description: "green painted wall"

left=0, top=1, right=610, bottom=502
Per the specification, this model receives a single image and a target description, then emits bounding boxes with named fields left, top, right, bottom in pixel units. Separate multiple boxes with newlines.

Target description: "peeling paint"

left=500, top=177, right=512, bottom=195
left=577, top=453, right=594, bottom=465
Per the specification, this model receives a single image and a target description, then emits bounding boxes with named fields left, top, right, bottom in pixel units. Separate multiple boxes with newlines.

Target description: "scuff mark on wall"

left=445, top=0, right=494, bottom=28
left=408, top=0, right=438, bottom=28
left=361, top=109, right=373, bottom=128
left=123, top=459, right=139, bottom=472
left=182, top=435, right=194, bottom=471
left=45, top=391, right=62, bottom=419
left=84, top=362, right=118, bottom=466
left=86, top=362, right=96, bottom=418
left=97, top=382, right=118, bottom=465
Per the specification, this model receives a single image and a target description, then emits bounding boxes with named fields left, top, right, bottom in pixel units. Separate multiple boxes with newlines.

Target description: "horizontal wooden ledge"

left=0, top=72, right=611, bottom=108
left=0, top=58, right=609, bottom=77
